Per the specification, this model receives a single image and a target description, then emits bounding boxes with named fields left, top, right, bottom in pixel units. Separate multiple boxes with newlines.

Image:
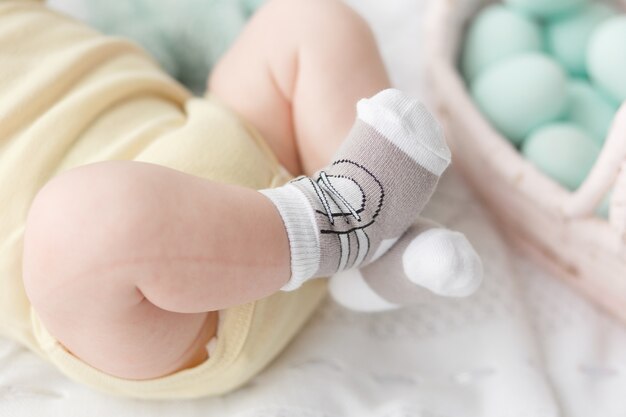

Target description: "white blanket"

left=2, top=1, right=625, bottom=415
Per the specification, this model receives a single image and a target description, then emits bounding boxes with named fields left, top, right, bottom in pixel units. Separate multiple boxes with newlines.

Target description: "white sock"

left=329, top=219, right=483, bottom=312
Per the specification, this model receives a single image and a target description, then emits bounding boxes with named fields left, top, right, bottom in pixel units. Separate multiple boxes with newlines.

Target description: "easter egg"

left=522, top=123, right=600, bottom=190
left=545, top=3, right=614, bottom=76
left=471, top=53, right=569, bottom=144
left=503, top=0, right=589, bottom=18
left=462, top=4, right=543, bottom=81
left=588, top=16, right=626, bottom=103
left=567, top=80, right=617, bottom=145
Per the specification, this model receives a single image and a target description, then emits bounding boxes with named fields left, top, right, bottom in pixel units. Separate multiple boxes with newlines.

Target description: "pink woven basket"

left=423, top=0, right=626, bottom=321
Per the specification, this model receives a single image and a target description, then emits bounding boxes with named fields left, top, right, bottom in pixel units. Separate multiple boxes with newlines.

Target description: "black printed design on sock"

left=359, top=229, right=371, bottom=269
left=329, top=159, right=385, bottom=228
left=336, top=233, right=343, bottom=271
left=292, top=159, right=384, bottom=270
left=353, top=229, right=361, bottom=269
left=344, top=228, right=371, bottom=271
left=291, top=159, right=385, bottom=234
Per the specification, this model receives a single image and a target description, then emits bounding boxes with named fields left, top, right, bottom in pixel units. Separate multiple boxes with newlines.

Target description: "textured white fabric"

left=329, top=269, right=400, bottom=312
left=2, top=0, right=625, bottom=416
left=370, top=236, right=400, bottom=262
left=357, top=89, right=451, bottom=176
left=403, top=228, right=483, bottom=297
left=259, top=184, right=321, bottom=290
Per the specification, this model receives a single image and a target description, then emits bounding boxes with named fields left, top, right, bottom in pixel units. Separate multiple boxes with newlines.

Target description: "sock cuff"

left=259, top=184, right=320, bottom=291
left=357, top=89, right=451, bottom=176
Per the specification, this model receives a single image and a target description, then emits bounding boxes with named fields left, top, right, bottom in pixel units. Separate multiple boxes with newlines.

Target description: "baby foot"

left=329, top=218, right=483, bottom=312
left=260, top=89, right=452, bottom=291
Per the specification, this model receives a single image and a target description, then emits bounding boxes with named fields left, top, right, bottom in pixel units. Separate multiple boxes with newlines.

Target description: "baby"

left=0, top=0, right=481, bottom=399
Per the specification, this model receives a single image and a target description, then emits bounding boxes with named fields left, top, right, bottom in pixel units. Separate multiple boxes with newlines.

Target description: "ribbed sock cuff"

left=356, top=88, right=452, bottom=176
left=259, top=184, right=320, bottom=291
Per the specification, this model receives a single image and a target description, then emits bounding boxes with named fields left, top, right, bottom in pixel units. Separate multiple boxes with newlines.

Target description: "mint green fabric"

left=84, top=0, right=265, bottom=94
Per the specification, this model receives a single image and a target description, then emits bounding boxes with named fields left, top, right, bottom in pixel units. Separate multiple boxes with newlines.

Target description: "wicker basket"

left=423, top=0, right=626, bottom=321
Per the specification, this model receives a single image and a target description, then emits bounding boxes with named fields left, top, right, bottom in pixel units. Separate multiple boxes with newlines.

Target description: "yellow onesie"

left=0, top=1, right=326, bottom=399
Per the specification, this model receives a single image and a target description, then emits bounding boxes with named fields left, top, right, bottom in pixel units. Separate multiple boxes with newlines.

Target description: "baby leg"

left=23, top=161, right=293, bottom=380
left=23, top=0, right=394, bottom=382
left=211, top=0, right=454, bottom=290
left=210, top=0, right=390, bottom=175
left=23, top=0, right=454, bottom=382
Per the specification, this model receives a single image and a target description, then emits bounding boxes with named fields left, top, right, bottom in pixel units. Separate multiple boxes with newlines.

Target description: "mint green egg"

left=522, top=123, right=600, bottom=190
left=567, top=80, right=618, bottom=145
left=588, top=16, right=626, bottom=103
left=545, top=3, right=614, bottom=76
left=471, top=53, right=569, bottom=144
left=462, top=4, right=542, bottom=81
left=504, top=0, right=588, bottom=18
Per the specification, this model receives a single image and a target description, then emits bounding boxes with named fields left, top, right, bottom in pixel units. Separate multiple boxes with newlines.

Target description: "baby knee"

left=22, top=161, right=156, bottom=310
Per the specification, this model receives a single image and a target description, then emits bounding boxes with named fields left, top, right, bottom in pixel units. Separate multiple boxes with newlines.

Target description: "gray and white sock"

left=260, top=89, right=451, bottom=291
left=329, top=218, right=483, bottom=312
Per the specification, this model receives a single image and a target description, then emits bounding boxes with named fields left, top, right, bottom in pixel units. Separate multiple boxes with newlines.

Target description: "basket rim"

left=422, top=0, right=626, bottom=228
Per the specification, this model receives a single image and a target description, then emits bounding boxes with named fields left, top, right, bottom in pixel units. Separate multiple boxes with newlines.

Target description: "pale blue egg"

left=471, top=53, right=569, bottom=144
left=567, top=80, right=618, bottom=145
left=545, top=3, right=614, bottom=76
left=504, top=0, right=589, bottom=18
left=462, top=4, right=542, bottom=81
left=522, top=123, right=600, bottom=190
left=588, top=16, right=626, bottom=103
